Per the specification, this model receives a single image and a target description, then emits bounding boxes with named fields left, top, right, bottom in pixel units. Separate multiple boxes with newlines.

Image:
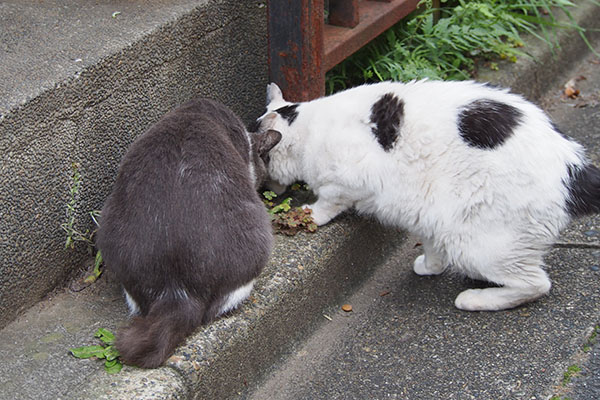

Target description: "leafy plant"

left=262, top=189, right=318, bottom=235
left=326, top=0, right=599, bottom=93
left=69, top=328, right=123, bottom=374
left=272, top=206, right=318, bottom=236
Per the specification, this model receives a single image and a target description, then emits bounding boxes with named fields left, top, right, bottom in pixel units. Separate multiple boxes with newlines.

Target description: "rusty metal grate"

left=267, top=0, right=420, bottom=102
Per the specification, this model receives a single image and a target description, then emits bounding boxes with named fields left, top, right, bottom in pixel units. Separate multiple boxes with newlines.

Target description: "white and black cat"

left=255, top=80, right=600, bottom=311
left=97, top=99, right=281, bottom=368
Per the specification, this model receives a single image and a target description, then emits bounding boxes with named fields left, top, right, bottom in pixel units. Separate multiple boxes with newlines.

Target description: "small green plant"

left=61, top=163, right=104, bottom=284
left=70, top=328, right=123, bottom=374
left=262, top=189, right=318, bottom=235
left=561, top=364, right=581, bottom=385
left=583, top=324, right=599, bottom=352
left=272, top=206, right=318, bottom=236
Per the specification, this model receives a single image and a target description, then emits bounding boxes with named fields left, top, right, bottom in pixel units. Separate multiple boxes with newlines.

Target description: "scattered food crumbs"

left=298, top=265, right=304, bottom=271
left=341, top=304, right=353, bottom=312
left=112, top=11, right=121, bottom=18
left=564, top=76, right=586, bottom=99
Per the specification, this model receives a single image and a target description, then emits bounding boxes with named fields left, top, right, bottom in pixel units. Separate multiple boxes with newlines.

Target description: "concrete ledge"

left=0, top=0, right=268, bottom=329
left=70, top=217, right=404, bottom=399
left=0, top=216, right=404, bottom=400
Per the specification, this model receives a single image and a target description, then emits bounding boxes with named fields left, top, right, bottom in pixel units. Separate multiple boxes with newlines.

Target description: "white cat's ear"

left=260, top=112, right=278, bottom=129
left=266, top=83, right=284, bottom=105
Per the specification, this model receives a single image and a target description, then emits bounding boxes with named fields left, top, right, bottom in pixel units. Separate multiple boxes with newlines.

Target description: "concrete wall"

left=0, top=0, right=268, bottom=328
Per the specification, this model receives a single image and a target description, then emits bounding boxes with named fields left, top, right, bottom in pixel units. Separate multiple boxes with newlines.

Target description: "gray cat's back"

left=96, top=98, right=274, bottom=368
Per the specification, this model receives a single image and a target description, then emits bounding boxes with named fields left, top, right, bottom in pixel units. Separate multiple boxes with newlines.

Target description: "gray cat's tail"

left=565, top=163, right=600, bottom=217
left=116, top=296, right=205, bottom=368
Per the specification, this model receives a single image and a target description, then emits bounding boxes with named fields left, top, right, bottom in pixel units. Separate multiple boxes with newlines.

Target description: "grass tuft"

left=326, top=0, right=597, bottom=93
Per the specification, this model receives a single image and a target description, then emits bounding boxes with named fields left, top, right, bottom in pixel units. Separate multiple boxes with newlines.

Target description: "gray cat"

left=96, top=98, right=281, bottom=368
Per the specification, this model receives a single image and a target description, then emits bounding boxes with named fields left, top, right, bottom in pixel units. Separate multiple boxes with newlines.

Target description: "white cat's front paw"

left=413, top=255, right=445, bottom=276
left=302, top=204, right=331, bottom=226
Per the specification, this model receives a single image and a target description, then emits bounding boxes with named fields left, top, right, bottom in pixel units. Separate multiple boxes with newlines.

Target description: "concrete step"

left=1, top=1, right=599, bottom=400
left=0, top=0, right=268, bottom=329
left=0, top=216, right=404, bottom=400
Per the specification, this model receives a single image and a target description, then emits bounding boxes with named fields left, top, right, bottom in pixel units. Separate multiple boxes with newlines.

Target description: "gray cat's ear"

left=266, top=83, right=284, bottom=105
left=259, top=129, right=282, bottom=155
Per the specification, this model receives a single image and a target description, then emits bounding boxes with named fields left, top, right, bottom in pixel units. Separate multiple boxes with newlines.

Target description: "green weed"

left=69, top=328, right=123, bottom=374
left=61, top=162, right=103, bottom=284
left=326, top=0, right=599, bottom=93
left=561, top=364, right=581, bottom=385
left=583, top=324, right=599, bottom=352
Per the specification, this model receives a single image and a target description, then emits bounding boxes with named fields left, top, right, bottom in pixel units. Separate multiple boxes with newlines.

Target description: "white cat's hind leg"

left=413, top=239, right=446, bottom=276
left=454, top=261, right=551, bottom=311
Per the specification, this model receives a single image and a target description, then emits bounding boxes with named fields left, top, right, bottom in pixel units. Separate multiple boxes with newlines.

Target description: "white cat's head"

left=254, top=83, right=299, bottom=135
left=250, top=83, right=303, bottom=194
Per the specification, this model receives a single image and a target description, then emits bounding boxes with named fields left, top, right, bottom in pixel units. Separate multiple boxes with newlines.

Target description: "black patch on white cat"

left=370, top=93, right=404, bottom=151
left=276, top=104, right=299, bottom=125
left=458, top=99, right=523, bottom=149
left=565, top=163, right=600, bottom=217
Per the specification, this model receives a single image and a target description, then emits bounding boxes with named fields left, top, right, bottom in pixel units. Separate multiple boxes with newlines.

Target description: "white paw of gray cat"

left=413, top=255, right=445, bottom=276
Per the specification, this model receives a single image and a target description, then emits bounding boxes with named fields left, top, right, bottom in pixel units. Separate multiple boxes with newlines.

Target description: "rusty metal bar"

left=324, top=0, right=420, bottom=71
left=267, top=0, right=325, bottom=102
left=329, top=0, right=360, bottom=28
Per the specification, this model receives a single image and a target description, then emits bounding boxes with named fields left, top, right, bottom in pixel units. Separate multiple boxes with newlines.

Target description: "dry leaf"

left=379, top=290, right=391, bottom=297
left=341, top=304, right=353, bottom=312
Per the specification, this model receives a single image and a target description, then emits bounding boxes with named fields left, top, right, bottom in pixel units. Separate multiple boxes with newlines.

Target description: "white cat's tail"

left=565, top=163, right=600, bottom=217
left=115, top=295, right=205, bottom=368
